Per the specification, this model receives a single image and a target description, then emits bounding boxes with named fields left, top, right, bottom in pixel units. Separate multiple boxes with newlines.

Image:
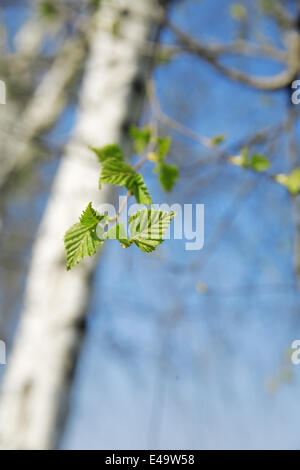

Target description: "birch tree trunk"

left=0, top=0, right=165, bottom=450
left=0, top=37, right=85, bottom=191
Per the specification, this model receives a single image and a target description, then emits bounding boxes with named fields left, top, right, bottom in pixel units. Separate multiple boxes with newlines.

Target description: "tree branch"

left=168, top=22, right=300, bottom=91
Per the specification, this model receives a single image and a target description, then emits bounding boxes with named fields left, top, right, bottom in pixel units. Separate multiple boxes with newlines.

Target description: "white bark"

left=14, top=18, right=57, bottom=58
left=0, top=0, right=162, bottom=450
left=0, top=38, right=85, bottom=190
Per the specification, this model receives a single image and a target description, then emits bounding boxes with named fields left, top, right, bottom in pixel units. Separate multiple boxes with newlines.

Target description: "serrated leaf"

left=64, top=223, right=103, bottom=270
left=130, top=126, right=151, bottom=154
left=131, top=173, right=152, bottom=205
left=129, top=209, right=176, bottom=253
left=100, top=158, right=152, bottom=204
left=105, top=222, right=127, bottom=239
left=105, top=223, right=132, bottom=248
left=100, top=158, right=135, bottom=187
left=158, top=163, right=179, bottom=192
left=275, top=168, right=300, bottom=195
left=64, top=203, right=104, bottom=270
left=79, top=202, right=103, bottom=226
left=90, top=144, right=124, bottom=164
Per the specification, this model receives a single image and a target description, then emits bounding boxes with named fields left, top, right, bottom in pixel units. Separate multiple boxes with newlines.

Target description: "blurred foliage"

left=275, top=168, right=300, bottom=195
left=230, top=3, right=248, bottom=20
left=229, top=148, right=271, bottom=172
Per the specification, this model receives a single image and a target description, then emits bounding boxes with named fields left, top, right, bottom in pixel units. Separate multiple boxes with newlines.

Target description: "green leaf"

left=89, top=0, right=102, bottom=8
left=111, top=18, right=121, bottom=36
left=130, top=126, right=151, bottom=154
left=229, top=149, right=270, bottom=172
left=228, top=155, right=245, bottom=167
left=105, top=222, right=126, bottom=239
left=105, top=223, right=132, bottom=248
left=249, top=154, right=270, bottom=172
left=147, top=152, right=158, bottom=162
left=99, top=158, right=135, bottom=187
left=64, top=203, right=104, bottom=270
left=79, top=202, right=104, bottom=226
left=156, top=136, right=172, bottom=162
left=130, top=174, right=152, bottom=205
left=39, top=0, right=58, bottom=20
left=259, top=0, right=275, bottom=14
left=275, top=168, right=300, bottom=195
left=64, top=227, right=101, bottom=271
left=158, top=163, right=179, bottom=192
left=230, top=4, right=247, bottom=20
left=90, top=144, right=124, bottom=164
left=100, top=158, right=152, bottom=204
left=211, top=134, right=226, bottom=146
left=129, top=209, right=176, bottom=253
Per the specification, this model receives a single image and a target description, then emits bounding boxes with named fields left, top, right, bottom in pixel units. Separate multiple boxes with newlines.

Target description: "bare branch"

left=168, top=22, right=300, bottom=91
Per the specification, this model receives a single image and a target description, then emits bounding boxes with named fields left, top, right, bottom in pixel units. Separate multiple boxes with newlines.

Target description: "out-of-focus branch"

left=172, top=36, right=288, bottom=62
left=150, top=80, right=295, bottom=160
left=168, top=22, right=300, bottom=91
left=0, top=37, right=85, bottom=191
left=149, top=81, right=213, bottom=147
left=260, top=0, right=295, bottom=29
left=285, top=106, right=300, bottom=282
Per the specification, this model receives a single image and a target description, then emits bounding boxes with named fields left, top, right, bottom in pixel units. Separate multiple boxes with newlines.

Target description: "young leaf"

left=129, top=209, right=176, bottom=253
left=131, top=173, right=152, bottom=205
left=105, top=223, right=132, bottom=248
left=100, top=159, right=152, bottom=204
left=211, top=134, right=226, bottom=146
left=259, top=0, right=274, bottom=14
left=228, top=149, right=270, bottom=172
left=64, top=226, right=103, bottom=271
left=130, top=126, right=152, bottom=154
left=275, top=168, right=300, bottom=195
left=99, top=158, right=135, bottom=187
left=147, top=152, right=158, bottom=162
left=158, top=163, right=179, bottom=192
left=64, top=203, right=104, bottom=270
left=228, top=155, right=245, bottom=167
left=90, top=144, right=124, bottom=164
left=80, top=202, right=104, bottom=226
left=249, top=154, right=270, bottom=172
left=156, top=136, right=172, bottom=162
left=89, top=0, right=102, bottom=9
left=230, top=4, right=247, bottom=20
left=39, top=0, right=58, bottom=20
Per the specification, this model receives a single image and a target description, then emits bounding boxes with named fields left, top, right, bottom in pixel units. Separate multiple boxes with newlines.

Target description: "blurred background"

left=1, top=0, right=300, bottom=450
